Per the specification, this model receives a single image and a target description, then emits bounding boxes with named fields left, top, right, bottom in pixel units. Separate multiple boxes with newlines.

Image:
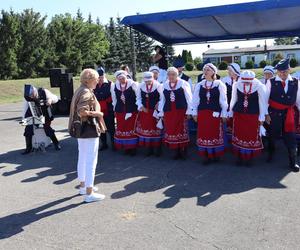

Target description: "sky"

left=1, top=0, right=274, bottom=57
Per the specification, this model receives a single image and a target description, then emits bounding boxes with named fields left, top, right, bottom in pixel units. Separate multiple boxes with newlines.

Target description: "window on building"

left=287, top=54, right=295, bottom=59
left=247, top=56, right=255, bottom=62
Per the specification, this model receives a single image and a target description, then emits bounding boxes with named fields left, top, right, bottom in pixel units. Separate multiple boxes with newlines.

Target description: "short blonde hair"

left=80, top=68, right=99, bottom=85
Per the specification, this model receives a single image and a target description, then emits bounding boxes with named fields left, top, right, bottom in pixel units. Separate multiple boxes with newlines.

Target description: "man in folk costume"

left=22, top=85, right=61, bottom=154
left=260, top=65, right=275, bottom=85
left=173, top=58, right=193, bottom=92
left=229, top=71, right=266, bottom=166
left=136, top=72, right=164, bottom=156
left=158, top=67, right=193, bottom=160
left=265, top=58, right=300, bottom=172
left=93, top=67, right=115, bottom=151
left=221, top=63, right=241, bottom=146
left=111, top=70, right=139, bottom=156
left=149, top=66, right=160, bottom=82
left=192, top=63, right=228, bottom=165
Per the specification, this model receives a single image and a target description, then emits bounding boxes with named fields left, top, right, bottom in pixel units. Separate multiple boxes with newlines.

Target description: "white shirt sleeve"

left=157, top=85, right=165, bottom=117
left=191, top=83, right=201, bottom=116
left=44, top=89, right=58, bottom=104
left=257, top=83, right=267, bottom=122
left=229, top=82, right=237, bottom=117
left=157, top=84, right=164, bottom=111
left=218, top=81, right=228, bottom=118
left=265, top=79, right=271, bottom=115
left=110, top=82, right=116, bottom=111
left=188, top=78, right=193, bottom=93
left=182, top=81, right=193, bottom=115
left=136, top=84, right=143, bottom=111
left=22, top=99, right=29, bottom=119
left=131, top=82, right=139, bottom=112
left=296, top=79, right=300, bottom=111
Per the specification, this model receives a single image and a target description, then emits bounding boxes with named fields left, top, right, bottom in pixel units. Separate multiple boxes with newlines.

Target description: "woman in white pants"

left=69, top=68, right=106, bottom=203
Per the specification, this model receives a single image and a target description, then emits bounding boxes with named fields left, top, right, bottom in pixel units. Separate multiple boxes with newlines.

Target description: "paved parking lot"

left=1, top=103, right=300, bottom=250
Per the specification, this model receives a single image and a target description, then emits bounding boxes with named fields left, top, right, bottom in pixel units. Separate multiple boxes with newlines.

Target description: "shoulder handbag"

left=69, top=89, right=102, bottom=138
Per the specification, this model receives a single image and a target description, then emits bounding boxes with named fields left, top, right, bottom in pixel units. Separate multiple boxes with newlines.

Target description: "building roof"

left=121, top=0, right=300, bottom=45
left=203, top=44, right=300, bottom=56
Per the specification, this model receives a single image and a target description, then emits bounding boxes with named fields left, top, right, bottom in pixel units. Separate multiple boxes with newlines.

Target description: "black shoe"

left=213, top=157, right=220, bottom=163
left=290, top=164, right=300, bottom=172
left=22, top=148, right=32, bottom=155
left=99, top=144, right=108, bottom=151
left=146, top=147, right=154, bottom=157
left=245, top=160, right=252, bottom=168
left=155, top=146, right=162, bottom=157
left=129, top=148, right=136, bottom=156
left=54, top=143, right=61, bottom=151
left=181, top=148, right=187, bottom=160
left=173, top=150, right=181, bottom=160
left=236, top=157, right=243, bottom=166
left=266, top=153, right=273, bottom=163
left=50, top=135, right=60, bottom=151
left=22, top=136, right=32, bottom=155
left=202, top=158, right=212, bottom=165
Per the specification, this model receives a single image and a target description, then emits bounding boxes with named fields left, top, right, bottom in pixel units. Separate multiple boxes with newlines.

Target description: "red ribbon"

left=269, top=99, right=295, bottom=132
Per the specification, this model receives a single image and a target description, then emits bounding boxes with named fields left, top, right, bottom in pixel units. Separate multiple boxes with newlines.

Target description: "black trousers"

left=267, top=109, right=296, bottom=152
left=100, top=114, right=115, bottom=145
left=23, top=122, right=55, bottom=138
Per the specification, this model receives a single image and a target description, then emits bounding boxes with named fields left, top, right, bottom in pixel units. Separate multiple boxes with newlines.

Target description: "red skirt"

left=135, top=109, right=162, bottom=147
left=114, top=112, right=138, bottom=149
left=197, top=110, right=225, bottom=158
left=232, top=112, right=263, bottom=159
left=163, top=102, right=189, bottom=149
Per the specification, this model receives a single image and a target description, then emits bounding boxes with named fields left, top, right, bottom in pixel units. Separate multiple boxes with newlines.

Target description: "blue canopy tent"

left=121, top=0, right=300, bottom=78
left=121, top=0, right=300, bottom=45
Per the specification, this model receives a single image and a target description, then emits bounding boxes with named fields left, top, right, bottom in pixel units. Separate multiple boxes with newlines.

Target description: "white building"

left=202, top=44, right=300, bottom=68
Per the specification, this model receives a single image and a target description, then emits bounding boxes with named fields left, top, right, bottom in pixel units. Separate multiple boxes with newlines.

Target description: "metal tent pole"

left=129, top=26, right=137, bottom=81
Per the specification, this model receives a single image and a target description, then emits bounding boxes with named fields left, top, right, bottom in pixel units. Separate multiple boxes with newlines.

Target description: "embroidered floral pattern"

left=197, top=120, right=224, bottom=147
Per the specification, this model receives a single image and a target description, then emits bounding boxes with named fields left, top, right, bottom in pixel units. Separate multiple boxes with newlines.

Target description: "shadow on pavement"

left=0, top=194, right=82, bottom=239
left=1, top=134, right=291, bottom=210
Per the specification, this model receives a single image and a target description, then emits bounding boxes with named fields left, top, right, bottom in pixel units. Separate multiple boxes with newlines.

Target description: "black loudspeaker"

left=57, top=100, right=71, bottom=115
left=49, top=68, right=66, bottom=87
left=59, top=73, right=74, bottom=101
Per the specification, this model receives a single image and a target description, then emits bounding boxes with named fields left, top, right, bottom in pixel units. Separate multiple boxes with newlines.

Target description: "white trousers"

left=77, top=138, right=99, bottom=188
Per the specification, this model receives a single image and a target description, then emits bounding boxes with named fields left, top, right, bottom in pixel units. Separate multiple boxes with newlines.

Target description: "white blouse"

left=221, top=76, right=237, bottom=86
left=136, top=80, right=163, bottom=111
left=110, top=79, right=139, bottom=111
left=229, top=79, right=267, bottom=122
left=191, top=79, right=228, bottom=117
left=157, top=78, right=193, bottom=116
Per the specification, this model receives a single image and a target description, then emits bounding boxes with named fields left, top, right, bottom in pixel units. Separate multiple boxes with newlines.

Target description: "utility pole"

left=129, top=26, right=137, bottom=81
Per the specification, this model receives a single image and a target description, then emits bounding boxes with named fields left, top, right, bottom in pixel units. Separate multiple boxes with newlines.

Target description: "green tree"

left=47, top=13, right=108, bottom=75
left=181, top=50, right=188, bottom=63
left=17, top=9, right=48, bottom=78
left=133, top=29, right=155, bottom=71
left=274, top=37, right=297, bottom=45
left=187, top=50, right=193, bottom=62
left=0, top=10, right=20, bottom=79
